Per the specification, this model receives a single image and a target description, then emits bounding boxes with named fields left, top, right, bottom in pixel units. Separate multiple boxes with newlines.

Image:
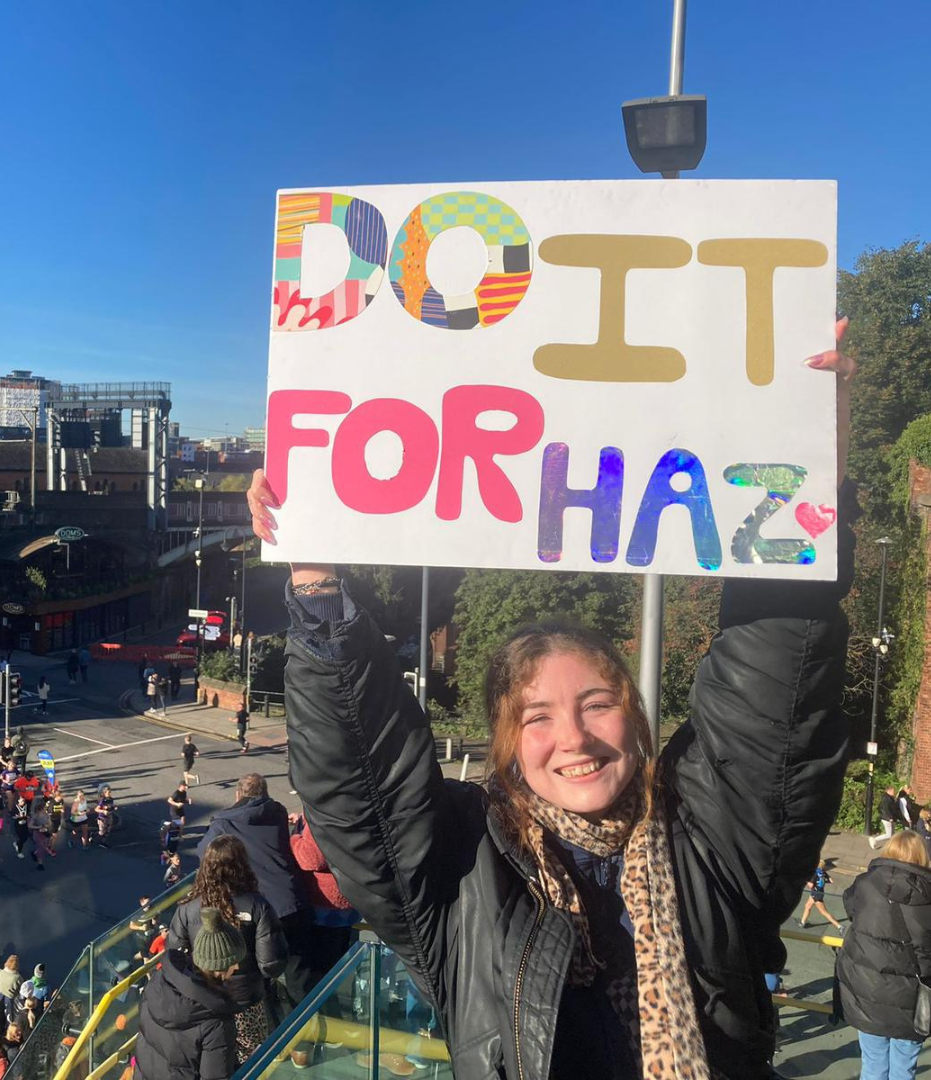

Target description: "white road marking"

left=11, top=698, right=81, bottom=710
left=55, top=732, right=183, bottom=763
left=52, top=728, right=113, bottom=747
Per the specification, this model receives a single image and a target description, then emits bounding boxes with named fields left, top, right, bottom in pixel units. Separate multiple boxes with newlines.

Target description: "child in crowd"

left=163, top=852, right=183, bottom=887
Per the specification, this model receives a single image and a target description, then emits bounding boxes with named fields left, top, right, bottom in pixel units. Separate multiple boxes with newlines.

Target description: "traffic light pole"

left=246, top=633, right=254, bottom=708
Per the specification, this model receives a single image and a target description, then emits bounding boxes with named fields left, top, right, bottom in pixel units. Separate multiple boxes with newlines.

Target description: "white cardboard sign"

left=264, top=179, right=837, bottom=580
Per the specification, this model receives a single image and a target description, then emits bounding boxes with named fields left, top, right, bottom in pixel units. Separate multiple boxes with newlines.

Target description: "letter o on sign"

left=389, top=191, right=533, bottom=329
left=331, top=400, right=439, bottom=514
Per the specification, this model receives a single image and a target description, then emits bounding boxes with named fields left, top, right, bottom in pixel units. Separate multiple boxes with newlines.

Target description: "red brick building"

left=908, top=461, right=931, bottom=800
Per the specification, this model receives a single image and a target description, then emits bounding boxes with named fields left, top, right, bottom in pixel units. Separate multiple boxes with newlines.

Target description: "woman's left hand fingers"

left=804, top=318, right=857, bottom=382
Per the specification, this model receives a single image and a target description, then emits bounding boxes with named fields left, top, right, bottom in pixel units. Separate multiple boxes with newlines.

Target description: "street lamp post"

left=194, top=476, right=205, bottom=610
left=864, top=536, right=894, bottom=834
left=222, top=526, right=248, bottom=633
left=621, top=0, right=707, bottom=754
left=418, top=567, right=429, bottom=711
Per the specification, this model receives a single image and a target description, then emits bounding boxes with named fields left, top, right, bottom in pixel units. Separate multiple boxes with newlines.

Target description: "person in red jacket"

left=12, top=770, right=40, bottom=805
left=289, top=814, right=359, bottom=982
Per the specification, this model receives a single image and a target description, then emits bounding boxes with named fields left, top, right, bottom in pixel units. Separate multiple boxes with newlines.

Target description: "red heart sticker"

left=795, top=502, right=837, bottom=539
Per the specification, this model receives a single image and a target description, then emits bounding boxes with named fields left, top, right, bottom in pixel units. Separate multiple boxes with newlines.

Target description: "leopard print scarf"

left=523, top=782, right=710, bottom=1080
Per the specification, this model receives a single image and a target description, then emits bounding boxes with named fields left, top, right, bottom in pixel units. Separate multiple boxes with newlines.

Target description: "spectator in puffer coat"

left=837, top=830, right=931, bottom=1080
left=169, top=836, right=287, bottom=1062
left=134, top=908, right=245, bottom=1080
left=290, top=814, right=359, bottom=981
left=196, top=773, right=317, bottom=1007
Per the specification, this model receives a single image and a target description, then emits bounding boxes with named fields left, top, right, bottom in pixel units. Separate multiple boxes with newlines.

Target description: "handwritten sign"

left=264, top=180, right=837, bottom=579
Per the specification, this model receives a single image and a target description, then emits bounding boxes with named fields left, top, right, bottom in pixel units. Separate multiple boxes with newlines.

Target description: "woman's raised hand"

left=247, top=468, right=336, bottom=584
left=804, top=317, right=857, bottom=481
left=247, top=469, right=279, bottom=545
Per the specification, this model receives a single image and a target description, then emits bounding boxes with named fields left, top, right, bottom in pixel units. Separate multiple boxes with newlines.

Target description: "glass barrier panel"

left=235, top=942, right=372, bottom=1079
left=9, top=874, right=194, bottom=1080
left=236, top=943, right=453, bottom=1080
left=7, top=946, right=92, bottom=1080
left=374, top=948, right=449, bottom=1076
left=87, top=872, right=195, bottom=1006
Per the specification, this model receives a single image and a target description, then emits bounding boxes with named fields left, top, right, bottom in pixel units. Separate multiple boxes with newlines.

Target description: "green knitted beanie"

left=192, top=907, right=247, bottom=972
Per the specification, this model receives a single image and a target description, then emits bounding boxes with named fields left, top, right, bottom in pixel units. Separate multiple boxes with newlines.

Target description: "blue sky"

left=0, top=1, right=926, bottom=436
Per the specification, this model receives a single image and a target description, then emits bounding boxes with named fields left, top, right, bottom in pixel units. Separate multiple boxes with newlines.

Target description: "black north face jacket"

left=284, top=491, right=854, bottom=1080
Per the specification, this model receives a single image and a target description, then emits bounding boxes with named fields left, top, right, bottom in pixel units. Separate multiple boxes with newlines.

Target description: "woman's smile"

left=517, top=651, right=639, bottom=817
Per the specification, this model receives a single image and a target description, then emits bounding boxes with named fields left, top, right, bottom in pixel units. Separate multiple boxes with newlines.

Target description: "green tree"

left=25, top=566, right=47, bottom=594
left=451, top=570, right=638, bottom=724
left=216, top=474, right=251, bottom=492
left=839, top=241, right=931, bottom=505
left=660, top=577, right=721, bottom=722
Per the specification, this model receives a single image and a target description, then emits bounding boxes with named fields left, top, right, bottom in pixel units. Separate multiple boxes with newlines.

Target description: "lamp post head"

left=621, top=94, right=707, bottom=176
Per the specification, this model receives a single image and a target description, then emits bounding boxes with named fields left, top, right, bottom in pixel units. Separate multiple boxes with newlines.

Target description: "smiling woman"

left=485, top=625, right=649, bottom=830
left=251, top=326, right=858, bottom=1080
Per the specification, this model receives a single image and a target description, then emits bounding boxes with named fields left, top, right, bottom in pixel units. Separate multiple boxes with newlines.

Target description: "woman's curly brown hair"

left=183, top=835, right=259, bottom=924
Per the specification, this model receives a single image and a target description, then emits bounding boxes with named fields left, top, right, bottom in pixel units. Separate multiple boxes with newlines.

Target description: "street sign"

left=867, top=741, right=878, bottom=757
left=1, top=603, right=24, bottom=615
left=188, top=608, right=210, bottom=619
left=55, top=526, right=86, bottom=542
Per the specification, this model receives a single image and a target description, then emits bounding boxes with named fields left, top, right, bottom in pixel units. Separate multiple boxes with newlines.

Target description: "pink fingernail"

left=804, top=354, right=827, bottom=368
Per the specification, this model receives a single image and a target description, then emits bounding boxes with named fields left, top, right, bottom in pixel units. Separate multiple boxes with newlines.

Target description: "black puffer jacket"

left=196, top=797, right=307, bottom=920
left=285, top=494, right=855, bottom=1080
left=168, top=893, right=288, bottom=1008
left=837, top=858, right=931, bottom=1040
left=134, top=950, right=237, bottom=1080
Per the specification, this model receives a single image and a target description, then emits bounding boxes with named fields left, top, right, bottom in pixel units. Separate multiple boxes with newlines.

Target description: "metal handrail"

left=90, top=874, right=194, bottom=954
left=85, top=1035, right=137, bottom=1080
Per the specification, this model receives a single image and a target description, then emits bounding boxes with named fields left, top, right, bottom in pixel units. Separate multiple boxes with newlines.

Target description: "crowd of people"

left=1, top=732, right=121, bottom=868
left=130, top=770, right=358, bottom=1078
left=0, top=956, right=54, bottom=1070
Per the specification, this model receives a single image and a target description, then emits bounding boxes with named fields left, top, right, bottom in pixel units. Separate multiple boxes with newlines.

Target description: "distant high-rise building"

left=244, top=427, right=265, bottom=452
left=0, top=370, right=61, bottom=439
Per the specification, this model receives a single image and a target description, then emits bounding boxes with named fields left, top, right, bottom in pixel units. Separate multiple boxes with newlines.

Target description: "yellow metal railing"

left=58, top=919, right=841, bottom=1079
left=281, top=1014, right=450, bottom=1062
left=85, top=1036, right=137, bottom=1080
left=53, top=953, right=162, bottom=1080
left=92, top=879, right=192, bottom=956
left=773, top=926, right=844, bottom=1016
